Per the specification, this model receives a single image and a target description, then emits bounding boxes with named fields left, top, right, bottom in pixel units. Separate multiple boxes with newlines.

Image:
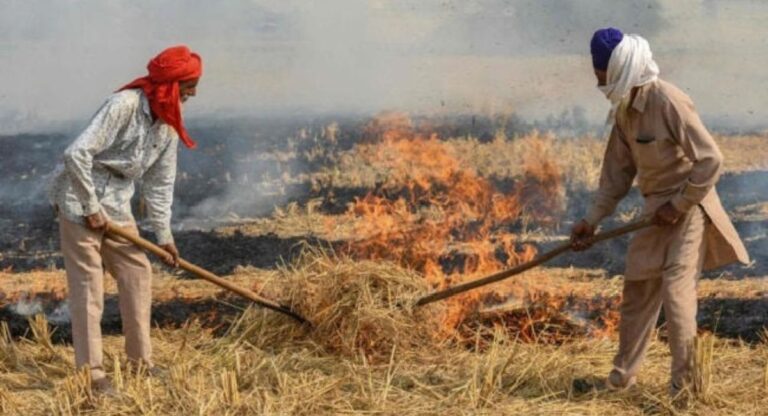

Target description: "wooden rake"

left=105, top=223, right=309, bottom=325
left=414, top=217, right=655, bottom=307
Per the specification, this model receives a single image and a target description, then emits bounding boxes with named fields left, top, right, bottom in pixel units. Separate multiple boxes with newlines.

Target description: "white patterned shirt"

left=49, top=89, right=178, bottom=244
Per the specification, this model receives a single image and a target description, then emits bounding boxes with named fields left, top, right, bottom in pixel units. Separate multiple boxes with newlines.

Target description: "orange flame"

left=331, top=113, right=565, bottom=330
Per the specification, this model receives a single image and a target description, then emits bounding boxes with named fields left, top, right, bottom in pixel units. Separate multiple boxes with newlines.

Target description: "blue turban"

left=591, top=28, right=624, bottom=71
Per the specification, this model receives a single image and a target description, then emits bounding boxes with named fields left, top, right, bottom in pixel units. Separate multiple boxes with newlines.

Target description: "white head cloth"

left=599, top=34, right=659, bottom=135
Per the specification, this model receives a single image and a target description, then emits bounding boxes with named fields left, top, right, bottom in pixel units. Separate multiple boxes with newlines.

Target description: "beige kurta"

left=585, top=79, right=749, bottom=279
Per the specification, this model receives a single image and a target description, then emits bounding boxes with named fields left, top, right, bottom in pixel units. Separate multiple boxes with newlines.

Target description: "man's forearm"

left=63, top=149, right=101, bottom=215
left=584, top=193, right=622, bottom=226
left=154, top=225, right=174, bottom=246
left=670, top=157, right=722, bottom=213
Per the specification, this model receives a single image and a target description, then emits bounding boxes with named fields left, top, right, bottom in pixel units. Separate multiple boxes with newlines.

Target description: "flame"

left=333, top=113, right=565, bottom=331
left=460, top=293, right=624, bottom=348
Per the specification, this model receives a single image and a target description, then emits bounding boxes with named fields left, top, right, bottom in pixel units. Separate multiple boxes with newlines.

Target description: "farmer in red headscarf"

left=48, top=45, right=202, bottom=394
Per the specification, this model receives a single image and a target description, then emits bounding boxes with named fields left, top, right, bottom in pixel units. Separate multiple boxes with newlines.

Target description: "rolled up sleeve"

left=662, top=96, right=723, bottom=213
left=141, top=136, right=178, bottom=245
left=585, top=125, right=637, bottom=226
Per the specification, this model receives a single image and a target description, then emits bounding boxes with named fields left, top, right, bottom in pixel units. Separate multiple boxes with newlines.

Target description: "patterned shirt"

left=49, top=89, right=178, bottom=244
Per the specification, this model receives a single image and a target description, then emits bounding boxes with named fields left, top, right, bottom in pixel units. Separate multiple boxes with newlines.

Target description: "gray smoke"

left=184, top=156, right=298, bottom=223
left=10, top=296, right=44, bottom=316
left=0, top=1, right=765, bottom=271
left=8, top=297, right=71, bottom=324
left=1, top=0, right=768, bottom=133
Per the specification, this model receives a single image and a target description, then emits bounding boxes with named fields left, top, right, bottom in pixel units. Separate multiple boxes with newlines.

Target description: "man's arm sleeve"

left=63, top=94, right=132, bottom=215
left=141, top=136, right=178, bottom=245
left=584, top=125, right=638, bottom=226
left=663, top=96, right=723, bottom=213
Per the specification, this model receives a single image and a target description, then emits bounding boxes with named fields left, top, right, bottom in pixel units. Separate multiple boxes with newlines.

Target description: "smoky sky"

left=1, top=0, right=768, bottom=134
left=422, top=0, right=665, bottom=56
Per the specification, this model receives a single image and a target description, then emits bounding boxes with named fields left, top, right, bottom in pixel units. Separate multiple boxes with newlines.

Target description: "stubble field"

left=1, top=115, right=766, bottom=415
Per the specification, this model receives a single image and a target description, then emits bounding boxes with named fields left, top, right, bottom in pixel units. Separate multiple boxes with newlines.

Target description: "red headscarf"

left=119, top=45, right=203, bottom=149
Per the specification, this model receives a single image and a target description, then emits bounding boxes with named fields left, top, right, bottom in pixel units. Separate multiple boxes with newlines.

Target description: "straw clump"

left=263, top=247, right=449, bottom=362
left=2, top=255, right=768, bottom=414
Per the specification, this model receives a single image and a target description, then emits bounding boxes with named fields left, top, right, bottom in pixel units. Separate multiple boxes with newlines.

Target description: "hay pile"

left=255, top=247, right=450, bottom=362
left=2, top=250, right=767, bottom=414
left=2, top=311, right=767, bottom=415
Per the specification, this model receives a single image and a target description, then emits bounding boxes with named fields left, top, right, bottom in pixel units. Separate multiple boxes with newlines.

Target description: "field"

left=1, top=115, right=767, bottom=415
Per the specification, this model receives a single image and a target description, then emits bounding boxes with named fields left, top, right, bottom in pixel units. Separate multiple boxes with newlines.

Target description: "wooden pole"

left=105, top=223, right=309, bottom=325
left=415, top=217, right=655, bottom=307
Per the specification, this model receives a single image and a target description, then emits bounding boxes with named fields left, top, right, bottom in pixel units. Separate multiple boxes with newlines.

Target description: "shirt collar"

left=139, top=92, right=152, bottom=118
left=631, top=81, right=653, bottom=113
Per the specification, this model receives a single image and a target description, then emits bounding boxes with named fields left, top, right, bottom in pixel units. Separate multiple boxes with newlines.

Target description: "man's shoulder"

left=104, top=89, right=143, bottom=111
left=650, top=79, right=695, bottom=108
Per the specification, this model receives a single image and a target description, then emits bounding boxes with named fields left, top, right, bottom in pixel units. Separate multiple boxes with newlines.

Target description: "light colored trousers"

left=59, top=215, right=153, bottom=380
left=611, top=206, right=707, bottom=388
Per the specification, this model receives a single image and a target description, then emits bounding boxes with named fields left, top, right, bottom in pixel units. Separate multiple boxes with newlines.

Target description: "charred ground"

left=1, top=115, right=767, bottom=415
left=1, top=115, right=766, bottom=343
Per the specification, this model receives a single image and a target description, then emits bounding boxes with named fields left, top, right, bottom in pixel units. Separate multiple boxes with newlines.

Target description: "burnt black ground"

left=3, top=171, right=765, bottom=277
left=1, top=121, right=766, bottom=343
left=1, top=290, right=765, bottom=344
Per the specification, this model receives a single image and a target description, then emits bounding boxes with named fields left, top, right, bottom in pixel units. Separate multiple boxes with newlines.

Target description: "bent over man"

left=571, top=28, right=749, bottom=395
left=48, top=45, right=202, bottom=393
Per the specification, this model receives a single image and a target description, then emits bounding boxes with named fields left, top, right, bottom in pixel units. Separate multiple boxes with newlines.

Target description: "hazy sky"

left=2, top=0, right=768, bottom=133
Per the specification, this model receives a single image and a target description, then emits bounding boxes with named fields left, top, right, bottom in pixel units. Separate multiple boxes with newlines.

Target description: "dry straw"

left=249, top=245, right=450, bottom=362
left=690, top=333, right=715, bottom=400
left=1, top=249, right=766, bottom=414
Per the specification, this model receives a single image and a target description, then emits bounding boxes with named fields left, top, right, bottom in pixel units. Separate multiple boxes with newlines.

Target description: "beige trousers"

left=611, top=206, right=707, bottom=388
left=59, top=215, right=153, bottom=380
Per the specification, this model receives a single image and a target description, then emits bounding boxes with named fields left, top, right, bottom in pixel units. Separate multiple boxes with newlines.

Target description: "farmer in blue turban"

left=571, top=28, right=749, bottom=397
left=590, top=27, right=623, bottom=72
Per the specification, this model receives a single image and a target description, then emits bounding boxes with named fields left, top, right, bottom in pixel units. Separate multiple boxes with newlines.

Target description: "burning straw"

left=2, top=248, right=767, bottom=414
left=254, top=246, right=450, bottom=362
left=332, top=113, right=563, bottom=289
left=2, top=115, right=766, bottom=413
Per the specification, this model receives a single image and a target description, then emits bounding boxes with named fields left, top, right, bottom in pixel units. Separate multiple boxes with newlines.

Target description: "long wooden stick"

left=105, top=223, right=309, bottom=325
left=415, top=217, right=655, bottom=307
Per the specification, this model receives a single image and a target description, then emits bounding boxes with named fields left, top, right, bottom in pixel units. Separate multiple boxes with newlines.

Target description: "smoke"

left=0, top=1, right=766, bottom=262
left=47, top=301, right=71, bottom=325
left=0, top=171, right=54, bottom=212
left=163, top=118, right=336, bottom=226
left=1, top=0, right=768, bottom=133
left=10, top=296, right=44, bottom=316
left=417, top=0, right=666, bottom=56
left=182, top=156, right=300, bottom=223
left=8, top=295, right=71, bottom=324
